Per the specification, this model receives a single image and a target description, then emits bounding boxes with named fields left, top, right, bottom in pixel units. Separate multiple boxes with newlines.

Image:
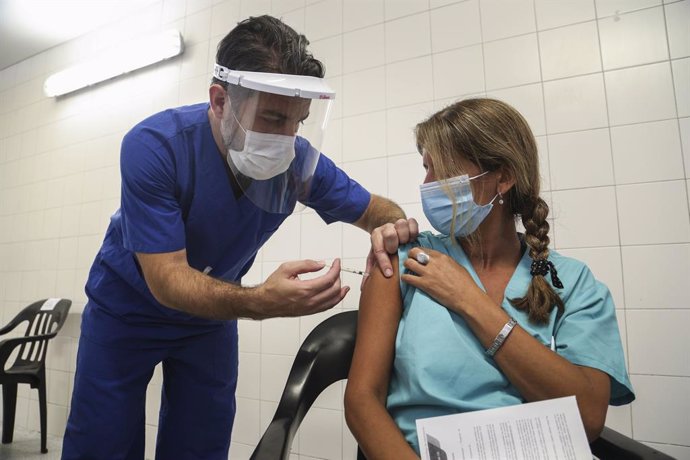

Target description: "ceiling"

left=0, top=0, right=159, bottom=71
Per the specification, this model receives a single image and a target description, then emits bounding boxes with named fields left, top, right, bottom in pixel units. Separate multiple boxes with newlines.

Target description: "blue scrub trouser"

left=61, top=317, right=238, bottom=460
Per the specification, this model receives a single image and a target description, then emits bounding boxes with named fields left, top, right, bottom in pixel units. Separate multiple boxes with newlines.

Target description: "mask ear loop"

left=468, top=170, right=490, bottom=181
left=469, top=170, right=498, bottom=207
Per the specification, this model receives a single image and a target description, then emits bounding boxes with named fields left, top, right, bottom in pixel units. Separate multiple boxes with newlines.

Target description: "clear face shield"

left=213, top=64, right=335, bottom=214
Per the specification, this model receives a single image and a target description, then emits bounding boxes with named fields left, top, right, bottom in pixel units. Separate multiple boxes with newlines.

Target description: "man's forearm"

left=354, top=194, right=407, bottom=233
left=150, top=263, right=266, bottom=320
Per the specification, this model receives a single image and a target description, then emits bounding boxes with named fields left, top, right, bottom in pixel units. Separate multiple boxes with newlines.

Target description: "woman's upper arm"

left=347, top=254, right=403, bottom=400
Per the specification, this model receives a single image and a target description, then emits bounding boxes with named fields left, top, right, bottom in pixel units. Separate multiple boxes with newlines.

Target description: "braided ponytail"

left=509, top=196, right=564, bottom=324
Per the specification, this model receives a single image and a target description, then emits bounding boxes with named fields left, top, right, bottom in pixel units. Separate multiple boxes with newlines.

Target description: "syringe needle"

left=325, top=264, right=369, bottom=276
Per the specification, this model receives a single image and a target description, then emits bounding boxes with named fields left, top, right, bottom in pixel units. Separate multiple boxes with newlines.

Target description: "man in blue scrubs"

left=62, top=15, right=417, bottom=460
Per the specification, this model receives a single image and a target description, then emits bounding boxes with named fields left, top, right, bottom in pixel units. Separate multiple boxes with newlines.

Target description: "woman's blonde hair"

left=414, top=98, right=563, bottom=324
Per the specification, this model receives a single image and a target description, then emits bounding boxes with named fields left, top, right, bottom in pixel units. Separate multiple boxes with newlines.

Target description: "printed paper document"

left=416, top=396, right=592, bottom=460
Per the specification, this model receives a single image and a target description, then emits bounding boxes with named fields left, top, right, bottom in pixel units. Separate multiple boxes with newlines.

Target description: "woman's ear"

left=495, top=166, right=516, bottom=196
left=209, top=84, right=227, bottom=120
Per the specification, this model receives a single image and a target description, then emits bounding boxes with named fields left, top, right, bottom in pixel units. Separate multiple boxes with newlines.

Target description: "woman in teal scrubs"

left=345, top=98, right=634, bottom=459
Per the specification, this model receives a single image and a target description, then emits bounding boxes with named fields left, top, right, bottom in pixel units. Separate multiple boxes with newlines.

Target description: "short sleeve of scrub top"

left=551, top=259, right=635, bottom=406
left=302, top=148, right=371, bottom=224
left=119, top=130, right=186, bottom=254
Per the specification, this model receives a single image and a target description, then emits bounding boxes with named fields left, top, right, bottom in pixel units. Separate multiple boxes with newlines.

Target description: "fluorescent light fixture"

left=44, top=29, right=183, bottom=97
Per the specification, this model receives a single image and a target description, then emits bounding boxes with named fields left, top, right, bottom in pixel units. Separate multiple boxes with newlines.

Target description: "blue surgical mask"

left=420, top=171, right=498, bottom=237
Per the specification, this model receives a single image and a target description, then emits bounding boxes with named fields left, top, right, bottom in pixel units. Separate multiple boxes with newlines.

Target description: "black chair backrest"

left=8, top=299, right=71, bottom=369
left=250, top=310, right=358, bottom=460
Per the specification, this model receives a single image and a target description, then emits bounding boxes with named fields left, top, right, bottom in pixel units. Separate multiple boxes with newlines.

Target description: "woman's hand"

left=401, top=247, right=487, bottom=315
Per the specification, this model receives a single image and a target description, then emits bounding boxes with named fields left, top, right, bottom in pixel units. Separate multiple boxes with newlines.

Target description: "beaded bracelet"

left=485, top=318, right=517, bottom=357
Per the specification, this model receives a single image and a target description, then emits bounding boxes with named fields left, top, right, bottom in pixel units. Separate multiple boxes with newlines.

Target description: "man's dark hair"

left=213, top=15, right=325, bottom=86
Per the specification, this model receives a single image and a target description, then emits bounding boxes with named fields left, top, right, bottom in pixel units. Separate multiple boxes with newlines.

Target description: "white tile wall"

left=260, top=354, right=294, bottom=403
left=233, top=397, right=262, bottom=445
left=479, top=0, right=536, bottom=41
left=311, top=36, right=343, bottom=77
left=388, top=153, right=426, bottom=205
left=674, top=57, right=690, bottom=118
left=681, top=117, right=690, bottom=177
left=548, top=128, right=614, bottom=189
left=342, top=66, right=386, bottom=117
left=611, top=120, right=685, bottom=183
left=343, top=0, right=383, bottom=32
left=484, top=34, right=541, bottom=90
left=538, top=21, right=601, bottom=81
left=534, top=0, right=596, bottom=30
left=544, top=73, right=609, bottom=134
left=630, top=374, right=690, bottom=446
left=261, top=317, right=301, bottom=356
left=605, top=62, right=677, bottom=126
left=616, top=180, right=690, bottom=245
left=430, top=0, right=481, bottom=53
left=342, top=111, right=387, bottom=161
left=551, top=187, right=620, bottom=248
left=385, top=102, right=434, bottom=156
left=384, top=12, right=431, bottom=64
left=433, top=45, right=485, bottom=100
left=305, top=0, right=342, bottom=41
left=384, top=0, right=428, bottom=21
left=297, top=407, right=342, bottom=459
left=386, top=55, right=434, bottom=108
left=605, top=403, right=632, bottom=437
left=627, top=309, right=690, bottom=376
left=488, top=83, right=546, bottom=136
left=622, top=244, right=690, bottom=309
left=666, top=0, right=690, bottom=59
left=598, top=7, right=668, bottom=70
left=595, top=0, right=662, bottom=18
left=343, top=25, right=384, bottom=74
left=2, top=0, right=689, bottom=458
left=535, top=136, right=551, bottom=191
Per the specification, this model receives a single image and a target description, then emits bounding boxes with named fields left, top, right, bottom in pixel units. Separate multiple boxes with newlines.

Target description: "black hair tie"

left=530, top=259, right=564, bottom=289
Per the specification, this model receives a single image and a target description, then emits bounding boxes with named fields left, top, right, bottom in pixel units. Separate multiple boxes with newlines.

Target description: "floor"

left=0, top=428, right=63, bottom=459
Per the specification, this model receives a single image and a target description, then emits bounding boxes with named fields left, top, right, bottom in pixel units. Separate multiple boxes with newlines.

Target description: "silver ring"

left=415, top=251, right=430, bottom=265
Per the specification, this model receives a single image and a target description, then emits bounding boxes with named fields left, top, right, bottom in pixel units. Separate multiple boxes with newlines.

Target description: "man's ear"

left=496, top=166, right=516, bottom=196
left=209, top=84, right=227, bottom=120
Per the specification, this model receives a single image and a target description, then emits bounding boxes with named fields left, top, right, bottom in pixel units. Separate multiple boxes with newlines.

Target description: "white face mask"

left=224, top=109, right=296, bottom=181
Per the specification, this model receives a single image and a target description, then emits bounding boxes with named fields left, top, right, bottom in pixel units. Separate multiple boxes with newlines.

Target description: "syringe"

left=325, top=264, right=369, bottom=276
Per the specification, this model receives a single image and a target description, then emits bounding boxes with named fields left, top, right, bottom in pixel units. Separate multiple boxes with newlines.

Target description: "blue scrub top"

left=83, top=103, right=370, bottom=343
left=388, top=232, right=635, bottom=453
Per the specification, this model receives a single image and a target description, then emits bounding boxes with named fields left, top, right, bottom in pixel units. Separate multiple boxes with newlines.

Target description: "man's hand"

left=255, top=258, right=350, bottom=317
left=363, top=218, right=419, bottom=288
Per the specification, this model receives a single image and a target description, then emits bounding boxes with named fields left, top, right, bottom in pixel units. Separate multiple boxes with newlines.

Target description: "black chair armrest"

left=0, top=317, right=23, bottom=336
left=590, top=427, right=676, bottom=460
